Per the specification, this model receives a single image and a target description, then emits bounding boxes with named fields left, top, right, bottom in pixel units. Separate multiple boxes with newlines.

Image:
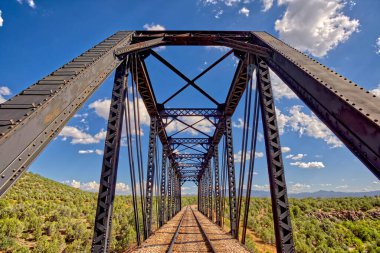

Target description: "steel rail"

left=166, top=207, right=188, bottom=253
left=190, top=206, right=217, bottom=253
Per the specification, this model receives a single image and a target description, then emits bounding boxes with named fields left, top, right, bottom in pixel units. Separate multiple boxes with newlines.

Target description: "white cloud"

left=373, top=181, right=380, bottom=185
left=261, top=0, right=273, bottom=12
left=275, top=0, right=359, bottom=57
left=205, top=45, right=230, bottom=52
left=0, top=10, right=3, bottom=27
left=17, top=0, right=36, bottom=8
left=275, top=107, right=288, bottom=135
left=234, top=150, right=264, bottom=163
left=253, top=184, right=270, bottom=191
left=143, top=23, right=165, bottom=31
left=376, top=37, right=380, bottom=55
left=370, top=84, right=380, bottom=97
left=290, top=161, right=325, bottom=169
left=63, top=180, right=130, bottom=194
left=78, top=150, right=94, bottom=154
left=270, top=70, right=298, bottom=100
left=276, top=105, right=343, bottom=148
left=290, top=183, right=311, bottom=193
left=214, top=9, right=224, bottom=18
left=232, top=118, right=244, bottom=129
left=78, top=149, right=103, bottom=155
left=281, top=146, right=291, bottom=153
left=89, top=98, right=150, bottom=135
left=335, top=184, right=348, bottom=189
left=238, top=7, right=250, bottom=17
left=201, top=0, right=241, bottom=5
left=286, top=153, right=307, bottom=160
left=95, top=149, right=103, bottom=155
left=59, top=126, right=106, bottom=144
left=0, top=86, right=11, bottom=103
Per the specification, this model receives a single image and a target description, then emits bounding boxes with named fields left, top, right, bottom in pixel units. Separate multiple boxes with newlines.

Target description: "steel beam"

left=252, top=32, right=380, bottom=179
left=169, top=138, right=211, bottom=145
left=0, top=32, right=132, bottom=196
left=145, top=117, right=157, bottom=237
left=256, top=58, right=294, bottom=252
left=91, top=60, right=128, bottom=253
left=167, top=161, right=173, bottom=220
left=225, top=117, right=238, bottom=238
left=159, top=145, right=168, bottom=227
left=160, top=108, right=222, bottom=117
left=208, top=161, right=213, bottom=220
left=213, top=146, right=222, bottom=226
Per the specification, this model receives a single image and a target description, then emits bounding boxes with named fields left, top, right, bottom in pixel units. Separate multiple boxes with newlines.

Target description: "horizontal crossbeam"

left=160, top=108, right=222, bottom=117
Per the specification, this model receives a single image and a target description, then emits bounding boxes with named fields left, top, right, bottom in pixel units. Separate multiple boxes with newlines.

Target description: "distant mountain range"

left=249, top=190, right=380, bottom=198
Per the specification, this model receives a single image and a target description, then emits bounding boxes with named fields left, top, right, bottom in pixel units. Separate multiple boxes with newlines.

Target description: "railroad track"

left=167, top=206, right=216, bottom=253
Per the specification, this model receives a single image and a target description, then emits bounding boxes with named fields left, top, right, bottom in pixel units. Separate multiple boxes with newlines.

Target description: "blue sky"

left=0, top=0, right=379, bottom=195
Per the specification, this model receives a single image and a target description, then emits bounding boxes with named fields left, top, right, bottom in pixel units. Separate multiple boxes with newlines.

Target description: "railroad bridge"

left=0, top=31, right=379, bottom=253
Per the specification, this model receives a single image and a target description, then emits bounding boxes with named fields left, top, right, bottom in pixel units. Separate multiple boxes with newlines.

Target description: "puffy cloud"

left=238, top=7, right=250, bottom=17
left=0, top=10, right=3, bottom=27
left=78, top=150, right=94, bottom=154
left=143, top=23, right=165, bottom=31
left=63, top=180, right=130, bottom=194
left=0, top=86, right=11, bottom=103
left=59, top=126, right=106, bottom=144
left=205, top=45, right=230, bottom=52
left=276, top=105, right=343, bottom=148
left=291, top=183, right=311, bottom=193
left=286, top=153, right=307, bottom=160
left=95, top=149, right=104, bottom=155
left=232, top=118, right=244, bottom=129
left=370, top=84, right=380, bottom=97
left=234, top=150, right=264, bottom=163
left=214, top=9, right=224, bottom=18
left=281, top=146, right=291, bottom=153
left=261, top=0, right=274, bottom=11
left=201, top=0, right=241, bottom=5
left=275, top=107, right=289, bottom=135
left=290, top=161, right=325, bottom=169
left=253, top=184, right=270, bottom=191
left=17, top=0, right=36, bottom=8
left=78, top=149, right=103, bottom=155
left=89, top=98, right=150, bottom=135
left=275, top=0, right=359, bottom=57
left=376, top=37, right=380, bottom=55
left=270, top=70, right=298, bottom=100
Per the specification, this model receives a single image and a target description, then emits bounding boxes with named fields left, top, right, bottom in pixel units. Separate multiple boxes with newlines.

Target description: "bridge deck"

left=132, top=205, right=249, bottom=253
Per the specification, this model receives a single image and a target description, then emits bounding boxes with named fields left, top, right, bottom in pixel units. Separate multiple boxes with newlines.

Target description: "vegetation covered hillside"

left=0, top=172, right=379, bottom=252
left=0, top=173, right=135, bottom=252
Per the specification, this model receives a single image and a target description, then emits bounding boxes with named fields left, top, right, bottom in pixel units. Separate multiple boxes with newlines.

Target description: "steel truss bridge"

left=0, top=31, right=379, bottom=253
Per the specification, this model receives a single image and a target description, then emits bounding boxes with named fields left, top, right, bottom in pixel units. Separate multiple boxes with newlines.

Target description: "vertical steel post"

left=213, top=146, right=222, bottom=226
left=159, top=146, right=168, bottom=227
left=167, top=162, right=172, bottom=220
left=225, top=117, right=238, bottom=238
left=256, top=57, right=294, bottom=252
left=171, top=172, right=176, bottom=216
left=208, top=161, right=213, bottom=220
left=92, top=60, right=128, bottom=253
left=145, top=117, right=157, bottom=237
left=198, top=179, right=201, bottom=211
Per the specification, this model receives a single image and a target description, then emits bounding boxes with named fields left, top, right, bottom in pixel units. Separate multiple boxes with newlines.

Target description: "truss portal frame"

left=1, top=31, right=380, bottom=253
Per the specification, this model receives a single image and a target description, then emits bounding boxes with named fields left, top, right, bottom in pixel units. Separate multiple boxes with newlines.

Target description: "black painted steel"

left=145, top=117, right=158, bottom=237
left=92, top=60, right=128, bottom=253
left=225, top=117, right=238, bottom=238
left=256, top=57, right=294, bottom=252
